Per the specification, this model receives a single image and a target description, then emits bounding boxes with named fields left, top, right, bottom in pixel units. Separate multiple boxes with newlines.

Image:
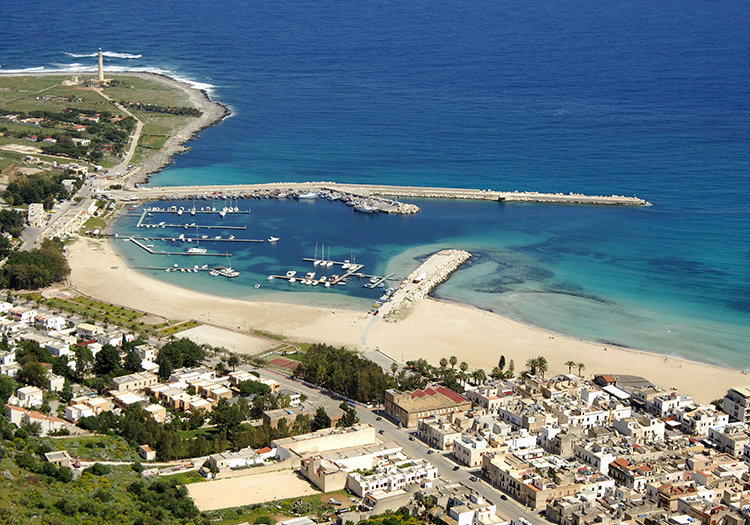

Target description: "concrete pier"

left=111, top=181, right=651, bottom=215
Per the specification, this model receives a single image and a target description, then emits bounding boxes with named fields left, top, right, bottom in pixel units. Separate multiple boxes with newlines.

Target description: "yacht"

left=285, top=270, right=297, bottom=278
left=187, top=247, right=207, bottom=254
left=268, top=236, right=280, bottom=243
left=297, top=191, right=317, bottom=199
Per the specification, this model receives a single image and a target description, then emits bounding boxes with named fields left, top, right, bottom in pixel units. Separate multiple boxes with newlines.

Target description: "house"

left=453, top=434, right=490, bottom=467
left=724, top=386, right=750, bottom=423
left=9, top=306, right=37, bottom=324
left=6, top=405, right=66, bottom=436
left=64, top=403, right=94, bottom=422
left=144, top=404, right=167, bottom=422
left=47, top=372, right=65, bottom=392
left=35, top=315, right=67, bottom=332
left=112, top=371, right=158, bottom=392
left=16, top=385, right=44, bottom=408
left=75, top=323, right=103, bottom=340
left=44, top=450, right=72, bottom=468
left=384, top=386, right=471, bottom=428
left=138, top=445, right=156, bottom=461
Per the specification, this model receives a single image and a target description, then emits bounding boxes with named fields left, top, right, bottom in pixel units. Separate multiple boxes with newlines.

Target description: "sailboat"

left=212, top=255, right=239, bottom=278
left=326, top=246, right=334, bottom=267
left=186, top=226, right=206, bottom=254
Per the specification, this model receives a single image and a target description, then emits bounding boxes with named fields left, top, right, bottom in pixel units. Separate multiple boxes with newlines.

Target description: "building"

left=16, top=385, right=44, bottom=408
left=8, top=307, right=37, bottom=324
left=453, top=434, right=490, bottom=467
left=418, top=415, right=462, bottom=451
left=35, top=315, right=67, bottom=332
left=44, top=450, right=72, bottom=468
left=138, top=445, right=156, bottom=461
left=346, top=458, right=438, bottom=497
left=75, top=322, right=103, bottom=340
left=708, top=423, right=750, bottom=457
left=263, top=399, right=344, bottom=428
left=723, top=386, right=750, bottom=423
left=112, top=371, right=158, bottom=392
left=27, top=203, right=45, bottom=228
left=385, top=386, right=471, bottom=428
left=6, top=405, right=66, bottom=436
left=273, top=423, right=377, bottom=462
left=612, top=416, right=665, bottom=444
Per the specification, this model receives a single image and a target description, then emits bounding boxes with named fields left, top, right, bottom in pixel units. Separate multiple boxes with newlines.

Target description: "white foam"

left=65, top=51, right=142, bottom=59
left=0, top=66, right=46, bottom=74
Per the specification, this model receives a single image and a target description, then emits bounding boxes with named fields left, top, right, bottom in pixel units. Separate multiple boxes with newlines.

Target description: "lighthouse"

left=97, top=48, right=104, bottom=82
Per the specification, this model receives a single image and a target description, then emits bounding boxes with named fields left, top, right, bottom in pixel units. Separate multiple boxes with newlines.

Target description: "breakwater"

left=111, top=181, right=649, bottom=215
left=380, top=249, right=473, bottom=321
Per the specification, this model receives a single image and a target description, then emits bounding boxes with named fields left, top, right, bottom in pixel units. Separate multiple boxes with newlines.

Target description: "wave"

left=64, top=51, right=143, bottom=59
left=0, top=66, right=46, bottom=74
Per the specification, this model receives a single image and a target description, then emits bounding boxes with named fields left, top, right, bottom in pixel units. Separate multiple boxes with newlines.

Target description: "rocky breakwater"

left=381, top=249, right=472, bottom=321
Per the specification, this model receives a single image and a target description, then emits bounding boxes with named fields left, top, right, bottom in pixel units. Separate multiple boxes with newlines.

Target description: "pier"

left=124, top=235, right=264, bottom=244
left=128, top=237, right=232, bottom=257
left=110, top=181, right=651, bottom=216
left=134, top=209, right=249, bottom=229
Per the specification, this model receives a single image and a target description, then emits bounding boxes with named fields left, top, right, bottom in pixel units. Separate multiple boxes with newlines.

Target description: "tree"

left=74, top=345, right=93, bottom=380
left=472, top=369, right=487, bottom=385
left=238, top=380, right=271, bottom=397
left=338, top=402, right=359, bottom=428
left=577, top=362, right=586, bottom=375
left=312, top=406, right=329, bottom=431
left=59, top=380, right=73, bottom=403
left=124, top=349, right=143, bottom=373
left=439, top=357, right=448, bottom=370
left=536, top=356, right=548, bottom=379
left=564, top=360, right=577, bottom=374
left=498, top=355, right=506, bottom=371
left=0, top=375, right=17, bottom=404
left=228, top=355, right=240, bottom=372
left=210, top=400, right=244, bottom=432
left=449, top=356, right=457, bottom=369
left=491, top=366, right=503, bottom=379
left=215, top=362, right=226, bottom=376
left=18, top=360, right=48, bottom=388
left=52, top=355, right=72, bottom=378
left=188, top=408, right=206, bottom=430
left=94, top=344, right=121, bottom=375
left=391, top=362, right=398, bottom=376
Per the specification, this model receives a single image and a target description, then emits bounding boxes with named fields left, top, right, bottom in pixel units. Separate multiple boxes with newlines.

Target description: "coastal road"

left=241, top=365, right=545, bottom=524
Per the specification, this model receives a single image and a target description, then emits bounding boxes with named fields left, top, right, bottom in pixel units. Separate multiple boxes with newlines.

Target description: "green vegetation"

left=294, top=344, right=428, bottom=404
left=0, top=238, right=70, bottom=290
left=0, top=209, right=26, bottom=237
left=155, top=338, right=206, bottom=380
left=0, top=415, right=202, bottom=525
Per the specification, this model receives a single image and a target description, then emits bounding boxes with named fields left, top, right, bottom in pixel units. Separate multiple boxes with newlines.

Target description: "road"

left=244, top=365, right=544, bottom=524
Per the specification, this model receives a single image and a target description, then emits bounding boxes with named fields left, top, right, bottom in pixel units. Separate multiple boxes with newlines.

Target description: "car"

left=500, top=495, right=507, bottom=501
left=378, top=429, right=385, bottom=434
left=470, top=476, right=477, bottom=482
left=409, top=436, right=415, bottom=441
left=453, top=466, right=460, bottom=471
left=73, top=461, right=81, bottom=468
left=427, top=449, right=434, bottom=454
left=376, top=416, right=382, bottom=421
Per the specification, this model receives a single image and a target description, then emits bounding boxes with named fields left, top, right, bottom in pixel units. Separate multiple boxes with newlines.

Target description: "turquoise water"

left=3, top=0, right=750, bottom=368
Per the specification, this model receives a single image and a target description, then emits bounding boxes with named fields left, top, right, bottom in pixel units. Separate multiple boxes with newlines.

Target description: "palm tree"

left=491, top=366, right=503, bottom=379
left=577, top=362, right=586, bottom=376
left=460, top=362, right=468, bottom=374
left=565, top=360, right=577, bottom=374
left=449, top=356, right=458, bottom=370
left=525, top=357, right=539, bottom=376
left=473, top=369, right=487, bottom=385
left=536, top=356, right=548, bottom=379
left=391, top=362, right=398, bottom=376
left=439, top=357, right=448, bottom=370
left=506, top=359, right=515, bottom=379
left=228, top=355, right=240, bottom=372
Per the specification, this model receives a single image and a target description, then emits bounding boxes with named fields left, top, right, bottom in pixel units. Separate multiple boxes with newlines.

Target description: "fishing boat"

left=286, top=270, right=297, bottom=278
left=268, top=236, right=280, bottom=243
left=297, top=190, right=317, bottom=199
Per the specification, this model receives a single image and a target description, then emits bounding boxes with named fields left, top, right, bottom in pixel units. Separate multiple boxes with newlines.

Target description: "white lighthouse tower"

left=97, top=48, right=104, bottom=82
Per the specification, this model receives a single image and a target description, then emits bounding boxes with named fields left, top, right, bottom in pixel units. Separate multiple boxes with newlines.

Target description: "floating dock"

left=128, top=237, right=232, bottom=257
left=124, top=235, right=264, bottom=244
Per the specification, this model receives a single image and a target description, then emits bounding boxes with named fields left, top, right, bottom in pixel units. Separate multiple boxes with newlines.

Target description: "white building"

left=723, top=386, right=750, bottom=423
left=76, top=322, right=103, bottom=340
left=346, top=458, right=438, bottom=497
left=64, top=403, right=94, bottom=422
left=8, top=307, right=37, bottom=324
left=15, top=385, right=44, bottom=408
left=34, top=315, right=67, bottom=332
left=453, top=434, right=490, bottom=467
left=612, top=416, right=665, bottom=444
left=573, top=441, right=616, bottom=474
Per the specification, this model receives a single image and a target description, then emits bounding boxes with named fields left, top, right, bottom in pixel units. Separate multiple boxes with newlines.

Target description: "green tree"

left=210, top=400, right=244, bottom=432
left=337, top=402, right=359, bottom=428
left=537, top=356, right=548, bottom=379
left=564, top=360, right=577, bottom=374
left=391, top=362, right=398, bottom=375
left=18, top=360, right=48, bottom=388
left=188, top=408, right=206, bottom=430
left=498, top=355, right=506, bottom=371
left=449, top=355, right=457, bottom=369
left=439, top=357, right=448, bottom=370
left=0, top=375, right=17, bottom=404
left=124, top=349, right=143, bottom=373
left=577, top=362, right=586, bottom=376
left=94, top=344, right=121, bottom=375
left=238, top=380, right=271, bottom=397
left=312, top=406, right=329, bottom=431
left=227, top=354, right=240, bottom=372
left=75, top=345, right=93, bottom=380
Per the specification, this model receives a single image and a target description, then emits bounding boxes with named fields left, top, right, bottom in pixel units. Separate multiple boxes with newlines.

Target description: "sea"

left=2, top=0, right=749, bottom=369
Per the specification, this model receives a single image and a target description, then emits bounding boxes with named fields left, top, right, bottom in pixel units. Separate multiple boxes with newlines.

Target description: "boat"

left=215, top=266, right=239, bottom=278
left=286, top=270, right=297, bottom=278
left=255, top=284, right=261, bottom=289
left=324, top=282, right=331, bottom=288
left=187, top=247, right=207, bottom=254
left=355, top=203, right=378, bottom=213
left=219, top=208, right=226, bottom=218
left=267, top=275, right=275, bottom=281
left=297, top=191, right=317, bottom=199
left=268, top=236, right=280, bottom=243
left=289, top=277, right=296, bottom=283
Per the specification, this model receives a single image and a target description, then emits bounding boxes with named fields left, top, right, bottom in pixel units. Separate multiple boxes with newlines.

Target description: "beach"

left=67, top=235, right=748, bottom=404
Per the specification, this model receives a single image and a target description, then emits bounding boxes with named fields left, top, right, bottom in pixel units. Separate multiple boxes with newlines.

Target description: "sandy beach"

left=67, top=236, right=748, bottom=404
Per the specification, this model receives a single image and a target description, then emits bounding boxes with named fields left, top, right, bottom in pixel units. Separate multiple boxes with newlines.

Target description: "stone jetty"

left=380, top=249, right=473, bottom=321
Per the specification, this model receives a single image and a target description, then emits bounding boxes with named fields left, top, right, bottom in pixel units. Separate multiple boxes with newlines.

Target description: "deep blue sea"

left=3, top=0, right=749, bottom=368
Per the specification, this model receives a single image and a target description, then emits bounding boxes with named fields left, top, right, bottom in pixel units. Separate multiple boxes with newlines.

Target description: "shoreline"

left=66, top=235, right=749, bottom=404
left=0, top=69, right=231, bottom=188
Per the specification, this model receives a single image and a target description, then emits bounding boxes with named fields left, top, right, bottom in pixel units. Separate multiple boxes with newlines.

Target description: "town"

left=2, top=293, right=750, bottom=525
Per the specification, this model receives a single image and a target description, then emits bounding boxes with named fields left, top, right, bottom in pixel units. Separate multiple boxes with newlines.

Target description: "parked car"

left=453, top=466, right=460, bottom=471
left=378, top=429, right=385, bottom=434
left=376, top=416, right=382, bottom=421
left=500, top=495, right=507, bottom=501
left=470, top=476, right=478, bottom=482
left=409, top=436, right=415, bottom=441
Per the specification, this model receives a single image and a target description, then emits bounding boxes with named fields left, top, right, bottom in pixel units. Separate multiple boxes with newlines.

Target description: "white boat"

left=276, top=192, right=288, bottom=199
left=326, top=260, right=334, bottom=268
left=268, top=236, right=280, bottom=243
left=267, top=275, right=275, bottom=281
left=177, top=208, right=183, bottom=216
left=187, top=247, right=207, bottom=254
left=255, top=284, right=261, bottom=289
left=286, top=270, right=297, bottom=278
left=219, top=209, right=226, bottom=218
left=342, top=260, right=350, bottom=270
left=297, top=191, right=317, bottom=199
left=215, top=266, right=239, bottom=278
left=324, top=282, right=331, bottom=288
left=289, top=277, right=296, bottom=283
left=305, top=272, right=316, bottom=280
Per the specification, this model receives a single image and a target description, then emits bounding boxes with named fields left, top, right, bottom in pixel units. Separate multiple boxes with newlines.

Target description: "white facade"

left=573, top=442, right=616, bottom=474
left=453, top=434, right=489, bottom=467
left=16, top=385, right=44, bottom=408
left=346, top=459, right=437, bottom=497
